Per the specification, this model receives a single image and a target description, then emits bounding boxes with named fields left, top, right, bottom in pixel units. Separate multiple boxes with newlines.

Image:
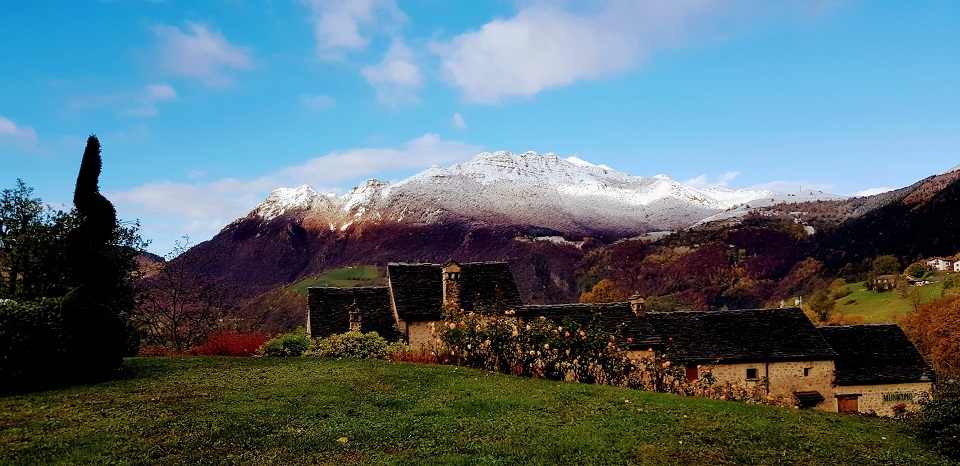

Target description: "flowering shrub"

left=306, top=331, right=390, bottom=359
left=194, top=330, right=271, bottom=356
left=433, top=307, right=793, bottom=408
left=258, top=328, right=312, bottom=357
left=434, top=308, right=636, bottom=385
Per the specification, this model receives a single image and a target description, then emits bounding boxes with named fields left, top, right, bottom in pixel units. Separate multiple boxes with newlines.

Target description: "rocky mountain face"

left=183, top=151, right=842, bottom=303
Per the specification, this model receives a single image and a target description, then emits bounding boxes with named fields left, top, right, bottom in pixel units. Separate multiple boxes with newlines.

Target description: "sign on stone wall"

left=882, top=392, right=914, bottom=403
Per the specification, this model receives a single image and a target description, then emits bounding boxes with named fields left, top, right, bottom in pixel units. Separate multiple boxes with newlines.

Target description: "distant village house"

left=927, top=257, right=952, bottom=271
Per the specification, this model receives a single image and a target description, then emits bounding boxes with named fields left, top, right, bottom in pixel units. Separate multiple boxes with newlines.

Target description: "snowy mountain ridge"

left=248, top=151, right=841, bottom=234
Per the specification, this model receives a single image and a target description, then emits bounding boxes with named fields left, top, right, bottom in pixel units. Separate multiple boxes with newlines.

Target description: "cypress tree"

left=61, top=135, right=128, bottom=377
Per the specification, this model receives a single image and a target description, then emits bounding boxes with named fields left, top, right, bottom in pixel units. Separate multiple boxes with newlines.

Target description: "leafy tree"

left=942, top=275, right=960, bottom=298
left=579, top=278, right=627, bottom=303
left=828, top=278, right=851, bottom=300
left=906, top=262, right=927, bottom=278
left=903, top=296, right=960, bottom=378
left=0, top=179, right=45, bottom=298
left=916, top=380, right=960, bottom=461
left=808, top=290, right=835, bottom=324
left=871, top=255, right=901, bottom=276
left=134, top=237, right=230, bottom=352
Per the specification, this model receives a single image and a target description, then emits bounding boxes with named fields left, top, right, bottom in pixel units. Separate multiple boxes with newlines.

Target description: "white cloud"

left=748, top=180, right=836, bottom=194
left=361, top=40, right=422, bottom=105
left=110, top=134, right=481, bottom=250
left=433, top=1, right=832, bottom=103
left=683, top=171, right=741, bottom=188
left=855, top=187, right=894, bottom=197
left=0, top=115, right=39, bottom=148
left=152, top=22, right=253, bottom=87
left=301, top=94, right=337, bottom=111
left=453, top=113, right=466, bottom=129
left=127, top=84, right=177, bottom=116
left=272, top=133, right=479, bottom=185
left=302, top=0, right=406, bottom=60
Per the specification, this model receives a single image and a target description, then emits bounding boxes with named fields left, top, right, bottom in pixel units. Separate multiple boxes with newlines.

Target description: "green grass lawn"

left=833, top=281, right=943, bottom=323
left=286, top=266, right=386, bottom=295
left=0, top=357, right=949, bottom=465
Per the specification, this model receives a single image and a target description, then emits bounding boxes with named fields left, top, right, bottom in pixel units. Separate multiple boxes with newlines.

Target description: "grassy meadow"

left=0, top=357, right=949, bottom=465
left=832, top=281, right=944, bottom=323
left=286, top=266, right=386, bottom=295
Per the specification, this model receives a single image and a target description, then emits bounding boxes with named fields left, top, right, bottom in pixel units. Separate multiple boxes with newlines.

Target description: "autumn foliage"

left=903, top=296, right=960, bottom=377
left=193, top=330, right=271, bottom=356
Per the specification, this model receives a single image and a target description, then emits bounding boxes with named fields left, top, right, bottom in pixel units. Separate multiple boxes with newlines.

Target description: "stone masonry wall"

left=405, top=320, right=437, bottom=348
left=833, top=382, right=933, bottom=416
left=701, top=360, right=836, bottom=410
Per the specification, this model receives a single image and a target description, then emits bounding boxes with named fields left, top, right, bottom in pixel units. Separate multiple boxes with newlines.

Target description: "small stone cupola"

left=628, top=293, right=646, bottom=316
left=442, top=260, right=462, bottom=309
left=348, top=301, right=363, bottom=332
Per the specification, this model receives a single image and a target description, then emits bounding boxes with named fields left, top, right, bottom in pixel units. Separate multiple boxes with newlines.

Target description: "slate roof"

left=307, top=286, right=403, bottom=341
left=644, top=308, right=837, bottom=364
left=387, top=261, right=523, bottom=321
left=458, top=262, right=524, bottom=312
left=387, top=263, right=443, bottom=321
left=514, top=303, right=662, bottom=350
left=817, top=324, right=936, bottom=385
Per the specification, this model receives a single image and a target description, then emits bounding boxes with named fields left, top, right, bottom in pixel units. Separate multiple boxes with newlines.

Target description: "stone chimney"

left=442, top=260, right=462, bottom=310
left=628, top=293, right=646, bottom=317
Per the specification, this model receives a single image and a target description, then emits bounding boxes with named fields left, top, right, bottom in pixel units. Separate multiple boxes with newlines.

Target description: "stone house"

left=871, top=274, right=900, bottom=291
left=306, top=259, right=935, bottom=415
left=308, top=260, right=522, bottom=345
left=818, top=324, right=935, bottom=416
left=645, top=308, right=838, bottom=409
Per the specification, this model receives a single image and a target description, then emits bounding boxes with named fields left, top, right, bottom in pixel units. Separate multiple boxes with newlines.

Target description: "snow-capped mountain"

left=246, top=151, right=838, bottom=234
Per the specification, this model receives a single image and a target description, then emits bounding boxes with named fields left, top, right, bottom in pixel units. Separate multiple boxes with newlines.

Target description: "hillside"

left=0, top=357, right=949, bottom=465
left=181, top=151, right=838, bottom=301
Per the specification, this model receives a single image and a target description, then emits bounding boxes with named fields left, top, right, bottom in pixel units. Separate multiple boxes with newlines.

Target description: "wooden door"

left=837, top=395, right=859, bottom=413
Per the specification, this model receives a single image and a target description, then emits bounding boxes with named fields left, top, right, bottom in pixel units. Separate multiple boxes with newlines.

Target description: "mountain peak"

left=245, top=150, right=841, bottom=232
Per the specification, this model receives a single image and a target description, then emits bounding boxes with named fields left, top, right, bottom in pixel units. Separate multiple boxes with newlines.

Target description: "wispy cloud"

left=127, top=84, right=177, bottom=116
left=0, top=115, right=40, bottom=149
left=684, top=171, right=740, bottom=188
left=433, top=1, right=839, bottom=103
left=452, top=113, right=466, bottom=129
left=302, top=0, right=406, bottom=60
left=301, top=94, right=337, bottom=112
left=151, top=22, right=253, bottom=87
left=855, top=187, right=894, bottom=197
left=748, top=180, right=836, bottom=194
left=361, top=40, right=422, bottom=105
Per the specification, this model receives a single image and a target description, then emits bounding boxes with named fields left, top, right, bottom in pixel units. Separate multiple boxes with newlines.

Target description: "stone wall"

left=833, top=381, right=933, bottom=416
left=405, top=320, right=437, bottom=348
left=701, top=360, right=836, bottom=409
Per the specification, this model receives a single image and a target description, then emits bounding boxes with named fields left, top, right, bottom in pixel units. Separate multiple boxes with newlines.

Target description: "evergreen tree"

left=61, top=135, right=132, bottom=377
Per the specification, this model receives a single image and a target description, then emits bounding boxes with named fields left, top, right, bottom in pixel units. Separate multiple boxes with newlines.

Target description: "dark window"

left=803, top=367, right=812, bottom=377
left=746, top=368, right=758, bottom=380
left=685, top=366, right=698, bottom=382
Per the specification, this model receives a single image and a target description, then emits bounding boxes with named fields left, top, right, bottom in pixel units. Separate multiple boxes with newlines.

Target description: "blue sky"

left=2, top=1, right=959, bottom=254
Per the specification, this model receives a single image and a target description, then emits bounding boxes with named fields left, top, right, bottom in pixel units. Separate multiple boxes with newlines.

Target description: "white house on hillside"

left=954, top=260, right=960, bottom=272
left=927, top=257, right=951, bottom=271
